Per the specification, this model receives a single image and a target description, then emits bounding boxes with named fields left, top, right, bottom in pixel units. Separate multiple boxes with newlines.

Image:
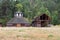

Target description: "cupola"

left=14, top=11, right=23, bottom=18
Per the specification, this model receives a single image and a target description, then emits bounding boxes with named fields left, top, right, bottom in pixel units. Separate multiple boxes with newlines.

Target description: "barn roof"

left=7, top=17, right=29, bottom=24
left=34, top=13, right=50, bottom=19
left=32, top=13, right=51, bottom=21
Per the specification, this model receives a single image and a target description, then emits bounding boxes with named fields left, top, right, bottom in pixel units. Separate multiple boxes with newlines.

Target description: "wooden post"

left=40, top=21, right=41, bottom=27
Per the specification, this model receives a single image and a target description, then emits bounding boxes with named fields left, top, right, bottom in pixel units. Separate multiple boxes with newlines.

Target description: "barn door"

left=16, top=24, right=21, bottom=27
left=37, top=24, right=41, bottom=27
left=41, top=21, right=47, bottom=27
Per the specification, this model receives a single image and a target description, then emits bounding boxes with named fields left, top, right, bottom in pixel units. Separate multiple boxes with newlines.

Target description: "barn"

left=7, top=11, right=30, bottom=27
left=31, top=14, right=51, bottom=27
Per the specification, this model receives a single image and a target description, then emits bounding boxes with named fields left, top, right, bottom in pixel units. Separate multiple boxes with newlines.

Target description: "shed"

left=31, top=14, right=51, bottom=27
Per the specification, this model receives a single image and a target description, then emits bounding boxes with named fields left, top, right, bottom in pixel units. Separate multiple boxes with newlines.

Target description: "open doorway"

left=40, top=14, right=49, bottom=27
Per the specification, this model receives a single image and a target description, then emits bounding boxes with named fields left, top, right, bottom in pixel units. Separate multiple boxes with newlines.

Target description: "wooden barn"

left=7, top=11, right=30, bottom=27
left=31, top=14, right=51, bottom=27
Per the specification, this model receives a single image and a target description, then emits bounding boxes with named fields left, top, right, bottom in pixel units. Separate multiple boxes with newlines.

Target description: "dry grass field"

left=0, top=26, right=60, bottom=40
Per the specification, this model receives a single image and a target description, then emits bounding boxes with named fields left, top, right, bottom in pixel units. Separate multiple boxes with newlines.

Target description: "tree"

left=0, top=0, right=60, bottom=26
left=51, top=11, right=59, bottom=25
left=15, top=3, right=23, bottom=11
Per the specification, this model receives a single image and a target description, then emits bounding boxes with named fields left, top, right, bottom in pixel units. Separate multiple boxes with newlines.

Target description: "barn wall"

left=31, top=14, right=51, bottom=27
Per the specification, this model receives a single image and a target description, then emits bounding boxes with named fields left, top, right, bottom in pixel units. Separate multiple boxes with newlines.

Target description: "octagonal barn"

left=7, top=11, right=30, bottom=27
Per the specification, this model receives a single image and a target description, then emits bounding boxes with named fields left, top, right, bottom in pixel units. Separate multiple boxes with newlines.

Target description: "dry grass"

left=0, top=27, right=60, bottom=40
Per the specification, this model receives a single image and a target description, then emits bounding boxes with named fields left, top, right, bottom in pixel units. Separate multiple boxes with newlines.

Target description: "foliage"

left=0, top=0, right=60, bottom=26
left=15, top=3, right=23, bottom=11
